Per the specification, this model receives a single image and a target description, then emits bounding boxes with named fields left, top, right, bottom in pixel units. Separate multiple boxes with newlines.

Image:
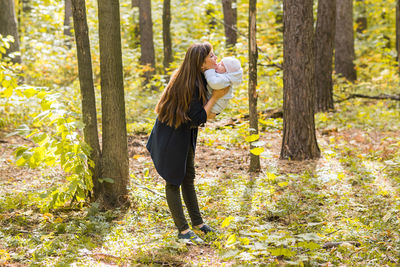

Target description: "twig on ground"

left=322, top=241, right=361, bottom=249
left=326, top=228, right=342, bottom=236
left=131, top=180, right=166, bottom=199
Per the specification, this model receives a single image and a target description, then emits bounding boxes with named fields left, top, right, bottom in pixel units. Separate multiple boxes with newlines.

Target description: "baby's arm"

left=204, top=69, right=231, bottom=90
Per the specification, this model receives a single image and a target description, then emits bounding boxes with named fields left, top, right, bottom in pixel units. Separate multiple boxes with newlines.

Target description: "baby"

left=204, top=57, right=243, bottom=115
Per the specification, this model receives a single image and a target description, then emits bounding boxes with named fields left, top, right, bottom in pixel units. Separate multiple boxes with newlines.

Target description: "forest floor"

left=1, top=101, right=400, bottom=266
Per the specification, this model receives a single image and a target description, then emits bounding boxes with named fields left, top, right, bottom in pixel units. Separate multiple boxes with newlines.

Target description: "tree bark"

left=71, top=0, right=102, bottom=201
left=222, top=0, right=237, bottom=49
left=396, top=0, right=400, bottom=68
left=281, top=0, right=320, bottom=160
left=314, top=0, right=335, bottom=112
left=132, top=0, right=138, bottom=7
left=162, top=0, right=173, bottom=72
left=248, top=0, right=260, bottom=172
left=0, top=0, right=21, bottom=63
left=335, top=0, right=357, bottom=82
left=98, top=0, right=130, bottom=208
left=64, top=0, right=73, bottom=37
left=139, top=0, right=155, bottom=85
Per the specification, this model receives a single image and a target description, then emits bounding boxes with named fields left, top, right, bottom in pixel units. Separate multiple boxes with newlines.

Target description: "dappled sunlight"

left=0, top=0, right=399, bottom=264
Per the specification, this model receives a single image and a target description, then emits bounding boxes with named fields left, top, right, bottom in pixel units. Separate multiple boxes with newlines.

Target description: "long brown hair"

left=155, top=42, right=211, bottom=128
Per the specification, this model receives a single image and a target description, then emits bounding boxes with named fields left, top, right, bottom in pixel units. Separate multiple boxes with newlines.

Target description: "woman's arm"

left=204, top=86, right=230, bottom=119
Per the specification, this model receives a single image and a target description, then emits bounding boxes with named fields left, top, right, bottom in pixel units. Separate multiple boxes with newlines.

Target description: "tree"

left=281, top=0, right=320, bottom=160
left=98, top=0, right=130, bottom=208
left=396, top=0, right=400, bottom=69
left=64, top=0, right=73, bottom=37
left=0, top=0, right=21, bottom=63
left=138, top=0, right=155, bottom=86
left=222, top=0, right=237, bottom=49
left=162, top=0, right=173, bottom=72
left=335, top=0, right=357, bottom=82
left=248, top=0, right=260, bottom=172
left=314, top=0, right=335, bottom=112
left=71, top=0, right=102, bottom=200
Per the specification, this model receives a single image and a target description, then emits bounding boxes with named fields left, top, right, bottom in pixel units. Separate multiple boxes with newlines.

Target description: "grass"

left=1, top=97, right=399, bottom=266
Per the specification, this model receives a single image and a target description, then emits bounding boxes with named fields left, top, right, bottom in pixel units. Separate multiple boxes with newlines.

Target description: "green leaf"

left=268, top=247, right=296, bottom=257
left=32, top=132, right=47, bottom=145
left=297, top=241, right=320, bottom=250
left=22, top=88, right=38, bottom=98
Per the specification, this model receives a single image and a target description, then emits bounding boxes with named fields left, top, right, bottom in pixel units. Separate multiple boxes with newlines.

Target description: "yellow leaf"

left=266, top=172, right=276, bottom=181
left=240, top=237, right=250, bottom=245
left=133, top=154, right=143, bottom=160
left=226, top=234, right=236, bottom=246
left=221, top=216, right=235, bottom=228
left=245, top=134, right=259, bottom=142
left=278, top=181, right=288, bottom=187
left=1, top=86, right=13, bottom=98
left=337, top=173, right=345, bottom=180
left=250, top=147, right=264, bottom=156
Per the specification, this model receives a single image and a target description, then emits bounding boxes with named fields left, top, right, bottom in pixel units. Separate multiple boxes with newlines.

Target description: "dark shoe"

left=178, top=230, right=204, bottom=245
left=198, top=224, right=217, bottom=234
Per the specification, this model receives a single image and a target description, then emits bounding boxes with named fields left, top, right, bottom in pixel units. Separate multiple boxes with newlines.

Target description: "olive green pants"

left=165, top=147, right=203, bottom=232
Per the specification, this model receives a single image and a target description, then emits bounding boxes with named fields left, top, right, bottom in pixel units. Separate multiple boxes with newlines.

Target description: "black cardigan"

left=146, top=81, right=207, bottom=185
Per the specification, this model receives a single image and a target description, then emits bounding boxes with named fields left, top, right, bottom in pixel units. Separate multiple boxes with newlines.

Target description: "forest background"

left=0, top=0, right=400, bottom=265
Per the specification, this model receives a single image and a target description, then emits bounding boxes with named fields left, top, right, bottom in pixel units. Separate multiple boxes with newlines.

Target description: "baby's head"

left=216, top=57, right=241, bottom=74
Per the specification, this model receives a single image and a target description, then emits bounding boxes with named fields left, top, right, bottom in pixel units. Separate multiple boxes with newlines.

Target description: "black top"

left=146, top=78, right=207, bottom=185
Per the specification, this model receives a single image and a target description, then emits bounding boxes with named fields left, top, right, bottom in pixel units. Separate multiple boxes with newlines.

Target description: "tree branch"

left=335, top=93, right=400, bottom=103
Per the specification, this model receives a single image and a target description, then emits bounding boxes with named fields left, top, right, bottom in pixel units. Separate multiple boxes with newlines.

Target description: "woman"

left=146, top=42, right=228, bottom=244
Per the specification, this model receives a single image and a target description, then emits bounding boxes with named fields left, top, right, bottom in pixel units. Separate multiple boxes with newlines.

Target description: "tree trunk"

left=71, top=0, right=102, bottom=201
left=132, top=0, right=138, bottom=7
left=335, top=0, right=357, bottom=82
left=139, top=0, right=155, bottom=86
left=314, top=0, right=335, bottom=112
left=162, top=0, right=173, bottom=72
left=281, top=0, right=320, bottom=160
left=222, top=0, right=237, bottom=49
left=98, top=0, right=130, bottom=208
left=248, top=0, right=260, bottom=172
left=0, top=0, right=21, bottom=63
left=64, top=0, right=73, bottom=37
left=396, top=0, right=400, bottom=68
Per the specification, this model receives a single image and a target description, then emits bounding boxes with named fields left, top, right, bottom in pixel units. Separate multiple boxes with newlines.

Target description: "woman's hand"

left=212, top=86, right=230, bottom=99
left=203, top=86, right=230, bottom=120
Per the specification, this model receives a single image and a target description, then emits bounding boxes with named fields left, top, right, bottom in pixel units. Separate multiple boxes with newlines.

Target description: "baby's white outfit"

left=204, top=58, right=243, bottom=114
